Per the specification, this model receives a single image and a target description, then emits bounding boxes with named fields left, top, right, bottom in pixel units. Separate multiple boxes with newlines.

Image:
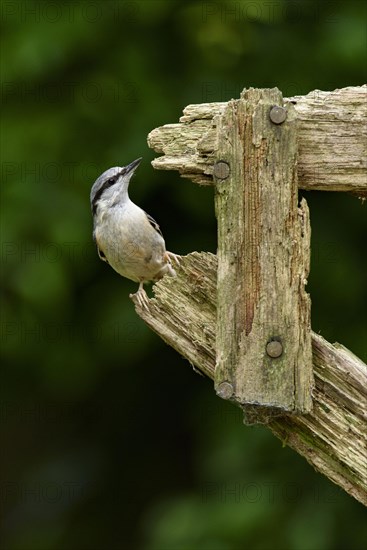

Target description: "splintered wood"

left=131, top=253, right=367, bottom=506
left=148, top=86, right=367, bottom=196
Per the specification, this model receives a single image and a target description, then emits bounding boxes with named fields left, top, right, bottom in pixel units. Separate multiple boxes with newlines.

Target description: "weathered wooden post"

left=213, top=89, right=313, bottom=421
left=131, top=85, right=367, bottom=505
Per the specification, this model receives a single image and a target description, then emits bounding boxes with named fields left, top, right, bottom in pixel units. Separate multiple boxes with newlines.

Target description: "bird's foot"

left=165, top=251, right=181, bottom=267
left=130, top=282, right=150, bottom=310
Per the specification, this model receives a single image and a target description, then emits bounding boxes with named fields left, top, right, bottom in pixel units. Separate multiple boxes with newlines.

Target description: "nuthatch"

left=90, top=158, right=179, bottom=308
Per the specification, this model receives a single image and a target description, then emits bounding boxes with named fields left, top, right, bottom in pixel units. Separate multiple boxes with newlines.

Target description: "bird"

left=90, top=158, right=179, bottom=309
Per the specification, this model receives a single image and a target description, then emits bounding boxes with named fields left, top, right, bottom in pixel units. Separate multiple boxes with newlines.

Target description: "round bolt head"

left=216, top=381, right=234, bottom=400
left=213, top=161, right=230, bottom=180
left=269, top=106, right=287, bottom=125
left=266, top=340, right=283, bottom=358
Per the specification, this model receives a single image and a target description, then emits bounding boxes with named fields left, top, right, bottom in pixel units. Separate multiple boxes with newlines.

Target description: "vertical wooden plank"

left=214, top=88, right=313, bottom=419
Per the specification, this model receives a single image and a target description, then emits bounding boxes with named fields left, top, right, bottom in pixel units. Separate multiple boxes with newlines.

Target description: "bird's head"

left=90, top=157, right=142, bottom=214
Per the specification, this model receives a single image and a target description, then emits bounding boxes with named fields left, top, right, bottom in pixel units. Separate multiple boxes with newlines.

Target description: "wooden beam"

left=214, top=88, right=313, bottom=417
left=131, top=253, right=367, bottom=506
left=148, top=85, right=367, bottom=196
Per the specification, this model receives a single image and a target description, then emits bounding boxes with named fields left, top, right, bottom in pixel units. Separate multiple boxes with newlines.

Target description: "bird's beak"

left=125, top=157, right=142, bottom=176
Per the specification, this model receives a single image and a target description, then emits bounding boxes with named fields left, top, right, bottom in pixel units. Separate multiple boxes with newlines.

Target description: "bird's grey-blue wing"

left=93, top=230, right=109, bottom=263
left=144, top=211, right=163, bottom=238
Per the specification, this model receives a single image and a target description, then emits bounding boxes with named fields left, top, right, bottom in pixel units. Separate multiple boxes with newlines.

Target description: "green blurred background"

left=1, top=1, right=366, bottom=549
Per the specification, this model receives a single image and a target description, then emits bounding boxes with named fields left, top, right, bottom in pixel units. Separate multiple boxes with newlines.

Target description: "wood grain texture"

left=131, top=253, right=367, bottom=506
left=147, top=85, right=367, bottom=196
left=214, top=88, right=313, bottom=417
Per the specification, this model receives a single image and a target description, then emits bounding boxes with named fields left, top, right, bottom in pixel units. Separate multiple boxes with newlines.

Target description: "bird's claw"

left=166, top=251, right=181, bottom=267
left=130, top=284, right=150, bottom=310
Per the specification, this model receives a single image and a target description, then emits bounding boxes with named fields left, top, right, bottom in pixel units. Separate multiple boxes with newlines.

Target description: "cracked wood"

left=148, top=85, right=367, bottom=196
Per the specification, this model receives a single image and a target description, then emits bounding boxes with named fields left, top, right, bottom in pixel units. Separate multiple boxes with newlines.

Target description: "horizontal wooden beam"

left=148, top=86, right=367, bottom=196
left=131, top=253, right=367, bottom=506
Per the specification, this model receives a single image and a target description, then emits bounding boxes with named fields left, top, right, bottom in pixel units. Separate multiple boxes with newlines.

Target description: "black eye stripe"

left=91, top=173, right=120, bottom=214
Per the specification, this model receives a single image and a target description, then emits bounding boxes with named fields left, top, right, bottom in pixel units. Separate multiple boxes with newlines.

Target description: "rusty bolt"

left=213, top=161, right=230, bottom=180
left=266, top=340, right=283, bottom=358
left=216, top=381, right=234, bottom=400
left=269, top=106, right=287, bottom=125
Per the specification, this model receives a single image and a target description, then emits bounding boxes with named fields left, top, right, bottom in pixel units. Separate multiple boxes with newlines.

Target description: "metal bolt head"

left=216, top=381, right=234, bottom=400
left=213, top=161, right=230, bottom=180
left=269, top=106, right=287, bottom=125
left=266, top=340, right=283, bottom=358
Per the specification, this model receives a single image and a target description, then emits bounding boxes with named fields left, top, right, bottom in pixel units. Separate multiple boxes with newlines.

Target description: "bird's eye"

left=108, top=176, right=118, bottom=185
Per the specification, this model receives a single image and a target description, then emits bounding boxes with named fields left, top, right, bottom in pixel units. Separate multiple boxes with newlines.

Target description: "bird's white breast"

left=95, top=200, right=168, bottom=283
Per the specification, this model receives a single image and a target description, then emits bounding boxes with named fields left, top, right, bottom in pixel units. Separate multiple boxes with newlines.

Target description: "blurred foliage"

left=1, top=1, right=366, bottom=549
